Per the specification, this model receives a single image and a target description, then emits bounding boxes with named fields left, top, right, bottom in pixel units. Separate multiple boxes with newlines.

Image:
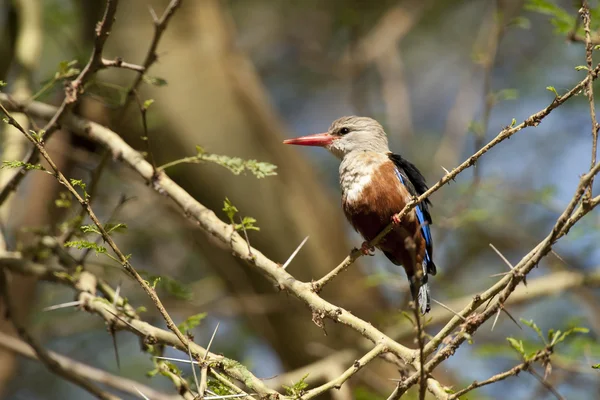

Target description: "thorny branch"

left=0, top=331, right=179, bottom=400
left=1, top=2, right=600, bottom=399
left=0, top=0, right=119, bottom=207
left=582, top=2, right=599, bottom=203
left=0, top=270, right=118, bottom=400
left=447, top=347, right=553, bottom=399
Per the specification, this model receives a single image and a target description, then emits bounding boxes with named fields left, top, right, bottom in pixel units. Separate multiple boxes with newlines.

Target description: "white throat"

left=339, top=152, right=388, bottom=204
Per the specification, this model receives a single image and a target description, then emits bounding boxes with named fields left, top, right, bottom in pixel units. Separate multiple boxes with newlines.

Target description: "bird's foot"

left=360, top=241, right=375, bottom=256
left=391, top=214, right=402, bottom=225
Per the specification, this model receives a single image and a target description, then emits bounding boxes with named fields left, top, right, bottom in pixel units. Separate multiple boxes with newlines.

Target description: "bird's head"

left=283, top=116, right=389, bottom=159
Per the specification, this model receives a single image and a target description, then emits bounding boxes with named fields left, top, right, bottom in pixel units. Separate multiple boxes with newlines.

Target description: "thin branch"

left=448, top=348, right=552, bottom=399
left=118, top=0, right=182, bottom=115
left=101, top=57, right=145, bottom=72
left=0, top=331, right=179, bottom=400
left=0, top=270, right=118, bottom=400
left=0, top=0, right=119, bottom=207
left=581, top=2, right=599, bottom=202
left=2, top=255, right=277, bottom=397
left=300, top=344, right=386, bottom=400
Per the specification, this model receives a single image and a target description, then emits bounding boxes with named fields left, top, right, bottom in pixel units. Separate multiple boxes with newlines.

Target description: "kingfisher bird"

left=284, top=116, right=436, bottom=314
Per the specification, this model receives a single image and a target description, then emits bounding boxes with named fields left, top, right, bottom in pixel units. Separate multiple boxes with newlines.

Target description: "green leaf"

left=1, top=160, right=45, bottom=171
left=546, top=86, right=559, bottom=97
left=69, top=179, right=89, bottom=199
left=525, top=0, right=576, bottom=35
left=55, top=192, right=72, bottom=208
left=149, top=276, right=161, bottom=289
left=236, top=216, right=260, bottom=232
left=592, top=364, right=600, bottom=370
left=143, top=75, right=168, bottom=87
left=521, top=319, right=546, bottom=344
left=552, top=326, right=589, bottom=345
left=201, top=153, right=277, bottom=178
left=57, top=60, right=80, bottom=79
left=575, top=66, right=589, bottom=71
left=495, top=88, right=519, bottom=102
left=177, top=312, right=207, bottom=333
left=0, top=80, right=6, bottom=87
left=223, top=198, right=238, bottom=224
left=64, top=240, right=107, bottom=256
left=143, top=99, right=154, bottom=110
left=511, top=118, right=517, bottom=127
left=506, top=337, right=526, bottom=357
left=80, top=224, right=101, bottom=235
left=282, top=373, right=309, bottom=397
left=106, top=223, right=127, bottom=234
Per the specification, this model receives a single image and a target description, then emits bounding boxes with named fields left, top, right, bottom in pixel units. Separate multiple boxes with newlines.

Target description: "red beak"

left=283, top=132, right=334, bottom=147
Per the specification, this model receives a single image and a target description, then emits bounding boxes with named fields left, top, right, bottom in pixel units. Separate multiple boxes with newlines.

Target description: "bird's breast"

left=341, top=159, right=415, bottom=241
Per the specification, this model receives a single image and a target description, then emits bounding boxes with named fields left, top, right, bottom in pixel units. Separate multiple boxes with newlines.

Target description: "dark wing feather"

left=388, top=153, right=436, bottom=276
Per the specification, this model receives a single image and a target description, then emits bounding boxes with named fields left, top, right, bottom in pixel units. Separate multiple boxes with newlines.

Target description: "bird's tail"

left=409, top=262, right=431, bottom=315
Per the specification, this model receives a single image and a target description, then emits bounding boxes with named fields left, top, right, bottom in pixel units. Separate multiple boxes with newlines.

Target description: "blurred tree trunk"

left=109, top=0, right=389, bottom=369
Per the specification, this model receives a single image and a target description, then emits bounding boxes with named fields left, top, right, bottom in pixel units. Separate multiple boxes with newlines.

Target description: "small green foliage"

left=69, top=179, right=89, bottom=199
left=55, top=192, right=73, bottom=208
left=161, top=275, right=193, bottom=300
left=511, top=118, right=517, bottom=127
left=495, top=88, right=519, bottom=102
left=177, top=312, right=207, bottom=333
left=30, top=129, right=45, bottom=142
left=201, top=151, right=277, bottom=178
left=525, top=0, right=576, bottom=34
left=575, top=65, right=589, bottom=71
left=0, top=80, right=6, bottom=87
left=57, top=60, right=80, bottom=79
left=64, top=240, right=107, bottom=256
left=546, top=86, right=559, bottom=97
left=149, top=276, right=161, bottom=289
left=400, top=310, right=415, bottom=327
left=160, top=145, right=277, bottom=178
left=143, top=273, right=192, bottom=300
left=222, top=198, right=260, bottom=231
left=143, top=75, right=168, bottom=87
left=1, top=160, right=45, bottom=171
left=595, top=45, right=600, bottom=51
left=81, top=223, right=127, bottom=235
left=80, top=224, right=101, bottom=235
left=549, top=326, right=589, bottom=346
left=223, top=198, right=239, bottom=224
left=506, top=337, right=526, bottom=358
left=136, top=306, right=147, bottom=314
left=282, top=373, right=309, bottom=398
left=592, top=364, right=600, bottom=369
left=160, top=361, right=182, bottom=376
left=142, top=99, right=154, bottom=110
left=521, top=319, right=546, bottom=344
left=106, top=223, right=127, bottom=234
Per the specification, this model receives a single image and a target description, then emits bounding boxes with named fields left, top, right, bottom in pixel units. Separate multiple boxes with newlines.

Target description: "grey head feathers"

left=326, top=116, right=390, bottom=159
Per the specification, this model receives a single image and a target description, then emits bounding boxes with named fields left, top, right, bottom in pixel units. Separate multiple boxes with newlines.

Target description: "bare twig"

left=581, top=2, right=599, bottom=202
left=118, top=0, right=182, bottom=115
left=0, top=331, right=179, bottom=400
left=448, top=348, right=552, bottom=399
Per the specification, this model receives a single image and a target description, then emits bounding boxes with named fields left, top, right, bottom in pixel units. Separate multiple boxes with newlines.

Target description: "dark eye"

left=340, top=127, right=350, bottom=135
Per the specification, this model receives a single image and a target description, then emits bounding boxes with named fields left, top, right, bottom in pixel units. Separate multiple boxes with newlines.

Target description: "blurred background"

left=0, top=0, right=599, bottom=399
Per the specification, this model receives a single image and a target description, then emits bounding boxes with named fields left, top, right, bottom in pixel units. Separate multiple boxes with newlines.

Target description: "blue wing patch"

left=393, top=168, right=434, bottom=266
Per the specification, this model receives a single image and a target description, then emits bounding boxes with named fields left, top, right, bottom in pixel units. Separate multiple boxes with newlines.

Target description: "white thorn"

left=42, top=301, right=81, bottom=311
left=282, top=236, right=309, bottom=270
